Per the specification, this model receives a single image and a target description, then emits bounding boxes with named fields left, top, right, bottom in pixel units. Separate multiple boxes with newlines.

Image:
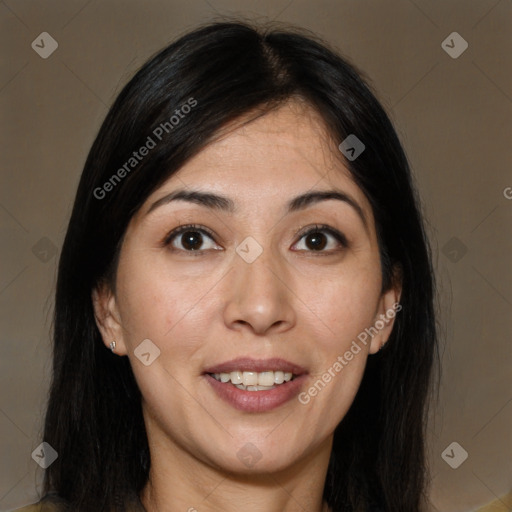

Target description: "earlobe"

left=91, top=284, right=127, bottom=355
left=369, top=267, right=403, bottom=355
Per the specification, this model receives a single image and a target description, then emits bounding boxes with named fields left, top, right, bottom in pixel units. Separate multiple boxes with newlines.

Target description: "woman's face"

left=94, top=100, right=400, bottom=475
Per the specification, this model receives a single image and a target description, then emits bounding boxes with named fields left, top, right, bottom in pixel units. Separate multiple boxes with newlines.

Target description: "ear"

left=91, top=281, right=127, bottom=356
left=368, top=266, right=403, bottom=355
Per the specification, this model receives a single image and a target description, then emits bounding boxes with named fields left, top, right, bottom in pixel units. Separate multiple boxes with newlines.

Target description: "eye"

left=292, top=224, right=348, bottom=253
left=164, top=224, right=221, bottom=253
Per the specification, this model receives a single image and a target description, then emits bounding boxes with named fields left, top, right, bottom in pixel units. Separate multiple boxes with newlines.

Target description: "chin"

left=203, top=441, right=308, bottom=476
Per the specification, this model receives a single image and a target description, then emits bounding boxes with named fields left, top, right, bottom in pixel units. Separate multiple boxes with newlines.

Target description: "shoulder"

left=7, top=504, right=64, bottom=512
left=8, top=494, right=145, bottom=512
left=8, top=496, right=68, bottom=512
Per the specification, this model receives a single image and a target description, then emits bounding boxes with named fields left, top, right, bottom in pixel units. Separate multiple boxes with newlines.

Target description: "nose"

left=222, top=247, right=296, bottom=336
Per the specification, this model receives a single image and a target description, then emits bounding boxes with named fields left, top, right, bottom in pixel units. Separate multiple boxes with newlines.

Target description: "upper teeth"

left=211, top=371, right=294, bottom=387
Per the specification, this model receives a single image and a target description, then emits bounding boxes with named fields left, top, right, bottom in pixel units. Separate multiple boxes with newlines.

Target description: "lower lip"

left=204, top=374, right=307, bottom=413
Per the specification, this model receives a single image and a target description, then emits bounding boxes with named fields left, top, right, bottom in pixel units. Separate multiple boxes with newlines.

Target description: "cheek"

left=297, top=336, right=369, bottom=439
left=301, top=260, right=382, bottom=421
left=296, top=258, right=382, bottom=351
left=114, top=251, right=219, bottom=348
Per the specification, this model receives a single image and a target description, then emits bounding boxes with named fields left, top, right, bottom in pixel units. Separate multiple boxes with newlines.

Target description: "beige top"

left=10, top=496, right=145, bottom=512
left=9, top=505, right=60, bottom=512
left=12, top=494, right=511, bottom=512
left=9, top=505, right=61, bottom=512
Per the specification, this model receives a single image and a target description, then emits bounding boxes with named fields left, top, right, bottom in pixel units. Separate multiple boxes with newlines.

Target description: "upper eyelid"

left=295, top=223, right=344, bottom=238
left=164, top=223, right=216, bottom=244
left=294, top=224, right=349, bottom=249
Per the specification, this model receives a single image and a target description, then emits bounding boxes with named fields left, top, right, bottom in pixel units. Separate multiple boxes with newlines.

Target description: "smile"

left=203, top=357, right=308, bottom=412
left=208, top=370, right=295, bottom=390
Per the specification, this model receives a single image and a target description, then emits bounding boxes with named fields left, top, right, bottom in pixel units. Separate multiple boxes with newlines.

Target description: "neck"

left=139, top=431, right=333, bottom=512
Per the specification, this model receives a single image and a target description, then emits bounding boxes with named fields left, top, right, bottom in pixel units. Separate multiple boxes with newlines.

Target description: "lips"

left=202, top=357, right=308, bottom=412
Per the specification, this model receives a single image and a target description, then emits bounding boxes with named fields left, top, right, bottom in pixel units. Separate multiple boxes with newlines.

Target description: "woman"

left=15, top=20, right=438, bottom=512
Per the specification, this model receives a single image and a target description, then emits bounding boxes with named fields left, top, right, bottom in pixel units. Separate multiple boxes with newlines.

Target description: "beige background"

left=1, top=1, right=511, bottom=511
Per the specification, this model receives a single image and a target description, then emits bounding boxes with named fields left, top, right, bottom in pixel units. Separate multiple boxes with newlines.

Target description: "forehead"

left=182, top=101, right=345, bottom=181
left=140, top=100, right=372, bottom=218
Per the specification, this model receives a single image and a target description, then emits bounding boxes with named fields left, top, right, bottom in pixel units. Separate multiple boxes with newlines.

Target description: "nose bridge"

left=239, top=243, right=281, bottom=293
left=223, top=238, right=295, bottom=334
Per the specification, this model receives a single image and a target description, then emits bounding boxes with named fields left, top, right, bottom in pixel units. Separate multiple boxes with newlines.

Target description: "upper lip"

left=203, top=357, right=307, bottom=376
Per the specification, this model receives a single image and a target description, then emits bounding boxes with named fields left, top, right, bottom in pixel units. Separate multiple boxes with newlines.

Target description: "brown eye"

left=164, top=224, right=220, bottom=253
left=292, top=224, right=348, bottom=253
left=304, top=232, right=328, bottom=251
left=179, top=230, right=204, bottom=251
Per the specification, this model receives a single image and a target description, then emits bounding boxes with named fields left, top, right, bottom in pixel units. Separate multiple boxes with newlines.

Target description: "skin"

left=93, top=100, right=401, bottom=512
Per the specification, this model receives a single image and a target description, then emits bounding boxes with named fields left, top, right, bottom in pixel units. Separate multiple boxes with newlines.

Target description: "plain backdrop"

left=0, top=1, right=511, bottom=511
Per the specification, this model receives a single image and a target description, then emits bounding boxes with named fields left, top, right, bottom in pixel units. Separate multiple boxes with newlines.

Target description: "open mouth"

left=207, top=370, right=296, bottom=391
left=202, top=358, right=307, bottom=411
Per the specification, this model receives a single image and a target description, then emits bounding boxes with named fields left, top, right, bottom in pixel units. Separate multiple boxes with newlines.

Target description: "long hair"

left=41, top=20, right=438, bottom=512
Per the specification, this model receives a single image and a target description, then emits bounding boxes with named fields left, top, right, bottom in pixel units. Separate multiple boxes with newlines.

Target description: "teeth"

left=258, top=371, right=274, bottom=387
left=274, top=371, right=285, bottom=384
left=211, top=370, right=296, bottom=387
left=242, top=371, right=258, bottom=386
left=229, top=371, right=243, bottom=384
left=236, top=384, right=276, bottom=391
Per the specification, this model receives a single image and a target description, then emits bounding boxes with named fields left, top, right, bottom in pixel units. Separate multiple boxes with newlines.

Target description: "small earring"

left=109, top=341, right=116, bottom=352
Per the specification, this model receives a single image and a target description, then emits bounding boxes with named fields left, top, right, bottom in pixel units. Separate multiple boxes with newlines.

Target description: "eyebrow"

left=147, top=188, right=368, bottom=231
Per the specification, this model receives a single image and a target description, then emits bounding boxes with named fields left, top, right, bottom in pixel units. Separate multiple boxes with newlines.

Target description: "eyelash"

left=163, top=223, right=349, bottom=255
